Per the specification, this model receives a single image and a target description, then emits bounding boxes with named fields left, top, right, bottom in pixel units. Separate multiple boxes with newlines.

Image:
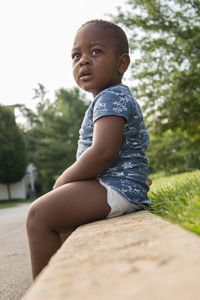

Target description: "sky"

left=0, top=0, right=129, bottom=111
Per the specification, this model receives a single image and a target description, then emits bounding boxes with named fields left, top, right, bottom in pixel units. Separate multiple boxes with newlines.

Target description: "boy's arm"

left=53, top=115, right=125, bottom=189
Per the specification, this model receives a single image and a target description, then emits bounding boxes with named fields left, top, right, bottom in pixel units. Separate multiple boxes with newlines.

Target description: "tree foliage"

left=23, top=85, right=89, bottom=193
left=147, top=130, right=200, bottom=174
left=0, top=106, right=27, bottom=198
left=115, top=0, right=200, bottom=145
left=114, top=0, right=200, bottom=174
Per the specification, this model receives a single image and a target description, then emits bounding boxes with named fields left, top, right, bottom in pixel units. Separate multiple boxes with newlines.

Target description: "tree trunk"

left=7, top=183, right=11, bottom=200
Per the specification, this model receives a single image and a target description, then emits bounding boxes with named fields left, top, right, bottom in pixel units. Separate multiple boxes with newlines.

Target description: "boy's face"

left=72, top=24, right=122, bottom=97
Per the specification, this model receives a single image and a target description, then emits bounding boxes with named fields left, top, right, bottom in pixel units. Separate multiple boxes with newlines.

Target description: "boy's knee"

left=26, top=199, right=43, bottom=233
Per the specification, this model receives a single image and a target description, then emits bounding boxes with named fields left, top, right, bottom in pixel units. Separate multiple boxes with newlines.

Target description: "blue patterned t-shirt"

left=76, top=84, right=151, bottom=206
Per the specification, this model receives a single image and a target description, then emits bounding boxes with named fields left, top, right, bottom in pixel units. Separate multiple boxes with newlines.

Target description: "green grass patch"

left=0, top=199, right=34, bottom=209
left=148, top=170, right=200, bottom=235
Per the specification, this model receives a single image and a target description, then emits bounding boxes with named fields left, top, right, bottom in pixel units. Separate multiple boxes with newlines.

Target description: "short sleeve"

left=93, top=88, right=131, bottom=123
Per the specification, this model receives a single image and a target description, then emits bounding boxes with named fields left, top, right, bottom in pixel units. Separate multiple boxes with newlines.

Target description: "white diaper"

left=99, top=180, right=140, bottom=219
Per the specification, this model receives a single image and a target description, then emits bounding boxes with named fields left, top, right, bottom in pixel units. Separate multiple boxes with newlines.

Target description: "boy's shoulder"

left=96, top=84, right=133, bottom=101
left=103, top=84, right=130, bottom=95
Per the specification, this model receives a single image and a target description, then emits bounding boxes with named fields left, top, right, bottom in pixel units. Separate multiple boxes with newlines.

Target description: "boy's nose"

left=79, top=55, right=91, bottom=66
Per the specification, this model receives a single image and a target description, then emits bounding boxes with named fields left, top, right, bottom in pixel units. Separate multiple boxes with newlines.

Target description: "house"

left=0, top=164, right=36, bottom=201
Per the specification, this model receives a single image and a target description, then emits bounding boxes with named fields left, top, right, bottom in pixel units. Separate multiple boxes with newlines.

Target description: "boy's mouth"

left=79, top=70, right=93, bottom=81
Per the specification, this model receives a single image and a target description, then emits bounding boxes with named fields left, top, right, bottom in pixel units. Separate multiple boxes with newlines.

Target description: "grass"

left=0, top=199, right=34, bottom=209
left=148, top=170, right=200, bottom=235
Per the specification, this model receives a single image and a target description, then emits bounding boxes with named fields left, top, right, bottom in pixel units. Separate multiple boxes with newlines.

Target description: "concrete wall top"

left=22, top=211, right=200, bottom=300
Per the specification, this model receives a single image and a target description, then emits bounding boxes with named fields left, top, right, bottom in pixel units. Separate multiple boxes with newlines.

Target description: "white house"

left=0, top=164, right=36, bottom=201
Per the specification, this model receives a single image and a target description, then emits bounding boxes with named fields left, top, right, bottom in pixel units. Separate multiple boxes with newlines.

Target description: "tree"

left=115, top=0, right=200, bottom=147
left=147, top=129, right=200, bottom=174
left=0, top=106, right=27, bottom=199
left=23, top=86, right=89, bottom=193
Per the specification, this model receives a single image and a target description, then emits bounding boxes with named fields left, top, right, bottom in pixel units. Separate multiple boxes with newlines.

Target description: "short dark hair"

left=79, top=19, right=129, bottom=55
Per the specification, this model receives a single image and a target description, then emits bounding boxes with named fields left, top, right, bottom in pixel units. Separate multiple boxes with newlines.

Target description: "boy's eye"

left=92, top=49, right=102, bottom=55
left=72, top=53, right=81, bottom=60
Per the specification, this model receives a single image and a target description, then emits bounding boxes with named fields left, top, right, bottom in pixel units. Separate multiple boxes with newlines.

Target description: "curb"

left=22, top=211, right=200, bottom=300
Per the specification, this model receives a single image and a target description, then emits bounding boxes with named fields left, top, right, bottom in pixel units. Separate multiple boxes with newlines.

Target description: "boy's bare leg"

left=26, top=180, right=110, bottom=279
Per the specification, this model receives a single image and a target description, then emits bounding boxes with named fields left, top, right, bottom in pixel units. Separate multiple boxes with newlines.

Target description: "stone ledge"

left=22, top=211, right=200, bottom=300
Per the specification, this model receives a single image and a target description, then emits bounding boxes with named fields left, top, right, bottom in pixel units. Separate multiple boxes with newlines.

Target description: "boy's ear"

left=118, top=54, right=130, bottom=75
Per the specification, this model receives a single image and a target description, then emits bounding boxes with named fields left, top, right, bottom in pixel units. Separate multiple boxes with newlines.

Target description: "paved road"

left=0, top=204, right=32, bottom=300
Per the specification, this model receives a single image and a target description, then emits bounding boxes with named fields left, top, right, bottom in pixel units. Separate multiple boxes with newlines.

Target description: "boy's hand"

left=53, top=174, right=66, bottom=189
left=148, top=178, right=152, bottom=186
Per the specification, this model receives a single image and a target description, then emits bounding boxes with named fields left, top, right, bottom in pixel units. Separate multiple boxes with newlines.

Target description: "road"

left=0, top=204, right=32, bottom=300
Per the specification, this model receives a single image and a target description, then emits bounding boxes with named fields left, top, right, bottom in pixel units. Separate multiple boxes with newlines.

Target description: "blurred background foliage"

left=18, top=84, right=89, bottom=193
left=114, top=0, right=200, bottom=174
left=0, top=106, right=27, bottom=198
